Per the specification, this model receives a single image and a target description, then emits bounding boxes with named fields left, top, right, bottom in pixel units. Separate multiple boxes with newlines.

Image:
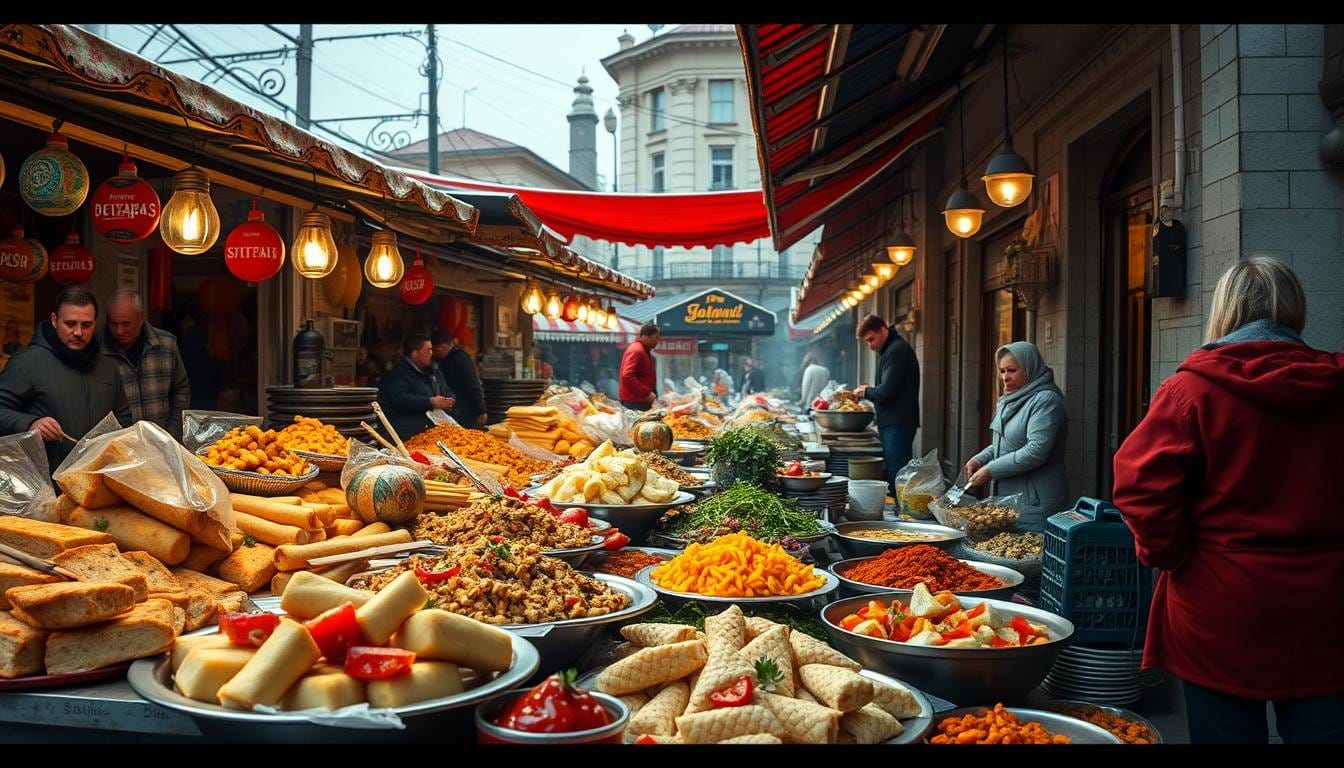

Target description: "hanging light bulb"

left=543, top=289, right=563, bottom=320
left=605, top=302, right=620, bottom=331
left=841, top=295, right=858, bottom=309
left=363, top=230, right=405, bottom=288
left=983, top=36, right=1035, bottom=207
left=872, top=262, right=897, bottom=281
left=846, top=289, right=864, bottom=303
left=858, top=282, right=874, bottom=296
left=576, top=296, right=590, bottom=324
left=943, top=186, right=985, bottom=238
left=591, top=301, right=608, bottom=328
left=561, top=294, right=582, bottom=322
left=887, top=229, right=916, bottom=266
left=292, top=210, right=338, bottom=278
left=863, top=273, right=882, bottom=289
left=519, top=280, right=544, bottom=315
left=159, top=167, right=220, bottom=255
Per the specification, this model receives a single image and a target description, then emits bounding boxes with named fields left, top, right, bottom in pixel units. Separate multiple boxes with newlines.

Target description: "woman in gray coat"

left=964, top=341, right=1068, bottom=532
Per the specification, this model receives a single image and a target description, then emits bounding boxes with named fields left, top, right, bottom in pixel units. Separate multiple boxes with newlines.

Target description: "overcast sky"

left=99, top=24, right=683, bottom=187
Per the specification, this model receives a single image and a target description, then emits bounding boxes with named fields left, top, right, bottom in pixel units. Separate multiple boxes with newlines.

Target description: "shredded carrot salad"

left=650, top=532, right=825, bottom=597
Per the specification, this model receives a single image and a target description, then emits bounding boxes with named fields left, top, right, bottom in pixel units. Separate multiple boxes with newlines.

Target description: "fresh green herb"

left=243, top=534, right=258, bottom=547
left=624, top=601, right=832, bottom=644
left=705, top=428, right=782, bottom=487
left=424, top=596, right=438, bottom=610
left=484, top=539, right=513, bottom=560
left=754, top=657, right=784, bottom=692
left=93, top=518, right=110, bottom=532
left=666, top=482, right=821, bottom=540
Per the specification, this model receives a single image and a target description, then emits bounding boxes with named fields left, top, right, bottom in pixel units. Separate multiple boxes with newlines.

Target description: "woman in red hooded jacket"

left=1113, top=257, right=1344, bottom=744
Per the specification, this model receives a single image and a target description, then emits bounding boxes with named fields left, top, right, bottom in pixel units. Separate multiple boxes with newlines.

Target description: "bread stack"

left=487, top=405, right=595, bottom=459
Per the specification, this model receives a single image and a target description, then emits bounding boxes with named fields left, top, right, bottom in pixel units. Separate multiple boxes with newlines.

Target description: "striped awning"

left=533, top=315, right=641, bottom=345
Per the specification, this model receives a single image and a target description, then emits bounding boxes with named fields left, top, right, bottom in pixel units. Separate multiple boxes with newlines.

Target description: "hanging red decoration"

left=0, top=228, right=36, bottom=283
left=22, top=237, right=50, bottom=283
left=48, top=232, right=94, bottom=285
left=561, top=294, right=581, bottom=322
left=19, top=132, right=90, bottom=217
left=148, top=240, right=174, bottom=311
left=90, top=159, right=161, bottom=243
left=398, top=249, right=434, bottom=305
left=223, top=201, right=285, bottom=283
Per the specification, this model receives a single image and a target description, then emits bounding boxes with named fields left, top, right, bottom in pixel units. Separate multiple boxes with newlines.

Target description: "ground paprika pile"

left=842, top=544, right=1005, bottom=591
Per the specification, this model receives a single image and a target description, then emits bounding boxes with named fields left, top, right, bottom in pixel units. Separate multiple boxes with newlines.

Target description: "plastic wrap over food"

left=52, top=413, right=236, bottom=541
left=507, top=432, right=566, bottom=463
left=181, top=409, right=264, bottom=453
left=0, top=430, right=57, bottom=520
left=340, top=440, right=433, bottom=491
left=545, top=388, right=628, bottom=446
left=893, top=449, right=945, bottom=519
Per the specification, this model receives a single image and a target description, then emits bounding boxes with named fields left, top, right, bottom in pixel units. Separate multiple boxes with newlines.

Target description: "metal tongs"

left=435, top=440, right=504, bottom=497
left=943, top=478, right=975, bottom=507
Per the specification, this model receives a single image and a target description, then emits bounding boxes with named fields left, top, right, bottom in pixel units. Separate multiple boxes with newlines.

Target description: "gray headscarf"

left=989, top=341, right=1062, bottom=434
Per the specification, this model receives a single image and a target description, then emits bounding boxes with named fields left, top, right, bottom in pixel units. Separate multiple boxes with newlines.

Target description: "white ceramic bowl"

left=848, top=479, right=889, bottom=516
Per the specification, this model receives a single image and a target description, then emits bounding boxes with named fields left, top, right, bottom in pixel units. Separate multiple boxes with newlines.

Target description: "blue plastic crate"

left=1040, top=497, right=1153, bottom=644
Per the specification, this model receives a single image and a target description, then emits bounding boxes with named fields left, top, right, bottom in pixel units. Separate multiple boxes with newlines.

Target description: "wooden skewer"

left=0, top=541, right=81, bottom=581
left=370, top=401, right=410, bottom=458
left=360, top=421, right=399, bottom=453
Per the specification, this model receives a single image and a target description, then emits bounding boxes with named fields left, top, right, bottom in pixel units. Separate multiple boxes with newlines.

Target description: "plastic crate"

left=1040, top=497, right=1153, bottom=644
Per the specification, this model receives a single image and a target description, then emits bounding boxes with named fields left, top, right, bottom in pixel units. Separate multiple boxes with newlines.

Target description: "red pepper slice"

left=344, top=646, right=415, bottom=680
left=218, top=612, right=281, bottom=648
left=989, top=635, right=1015, bottom=648
left=965, top=603, right=987, bottom=620
left=558, top=507, right=589, bottom=527
left=408, top=450, right=432, bottom=466
left=710, top=674, right=754, bottom=708
left=303, top=602, right=361, bottom=661
left=502, top=485, right=525, bottom=501
left=1010, top=615, right=1034, bottom=644
left=414, top=563, right=460, bottom=584
left=479, top=562, right=495, bottom=572
left=939, top=622, right=974, bottom=642
left=635, top=734, right=658, bottom=744
left=600, top=530, right=630, bottom=550
left=527, top=496, right=557, bottom=514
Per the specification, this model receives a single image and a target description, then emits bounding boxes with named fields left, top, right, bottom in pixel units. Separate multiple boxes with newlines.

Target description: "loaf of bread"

left=0, top=610, right=47, bottom=678
left=63, top=505, right=191, bottom=566
left=0, top=562, right=60, bottom=610
left=0, top=516, right=114, bottom=559
left=179, top=543, right=232, bottom=574
left=4, top=581, right=137, bottom=630
left=216, top=543, right=278, bottom=594
left=170, top=568, right=242, bottom=597
left=104, top=469, right=233, bottom=551
left=119, top=551, right=183, bottom=594
left=54, top=438, right=131, bottom=509
left=44, top=598, right=176, bottom=674
left=153, top=590, right=219, bottom=633
left=216, top=591, right=248, bottom=615
left=48, top=544, right=149, bottom=602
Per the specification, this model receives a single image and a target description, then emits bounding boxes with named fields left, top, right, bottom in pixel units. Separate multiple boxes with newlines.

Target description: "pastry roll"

left=365, top=661, right=463, bottom=707
left=620, top=623, right=698, bottom=647
left=869, top=679, right=922, bottom=719
left=619, top=691, right=650, bottom=716
left=798, top=664, right=873, bottom=713
left=282, top=670, right=367, bottom=711
left=684, top=651, right=756, bottom=715
left=355, top=571, right=428, bottom=646
left=839, top=703, right=904, bottom=744
left=789, top=631, right=861, bottom=671
left=737, top=624, right=794, bottom=697
left=719, top=733, right=783, bottom=744
left=742, top=616, right=779, bottom=642
left=279, top=570, right=373, bottom=620
left=675, top=704, right=784, bottom=744
left=174, top=648, right=256, bottom=703
left=595, top=639, right=707, bottom=695
left=759, top=691, right=840, bottom=744
left=703, top=604, right=745, bottom=656
left=627, top=681, right=689, bottom=737
left=171, top=634, right=235, bottom=673
left=216, top=618, right=321, bottom=710
left=391, top=609, right=512, bottom=672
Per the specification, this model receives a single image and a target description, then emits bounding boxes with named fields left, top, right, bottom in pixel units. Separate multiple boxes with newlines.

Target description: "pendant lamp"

left=982, top=35, right=1034, bottom=208
left=944, top=80, right=985, bottom=239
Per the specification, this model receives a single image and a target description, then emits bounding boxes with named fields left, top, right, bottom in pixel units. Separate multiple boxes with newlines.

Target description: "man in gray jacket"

left=0, top=287, right=132, bottom=470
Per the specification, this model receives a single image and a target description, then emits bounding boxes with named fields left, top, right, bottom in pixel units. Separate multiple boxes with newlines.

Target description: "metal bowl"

left=833, top=520, right=967, bottom=557
left=829, top=556, right=1024, bottom=601
left=1036, top=700, right=1164, bottom=744
left=541, top=535, right=607, bottom=568
left=292, top=449, right=347, bottom=473
left=476, top=688, right=630, bottom=744
left=821, top=592, right=1074, bottom=704
left=565, top=490, right=697, bottom=544
left=503, top=573, right=657, bottom=677
left=932, top=706, right=1123, bottom=744
left=776, top=471, right=832, bottom=491
left=634, top=563, right=839, bottom=613
left=810, top=409, right=874, bottom=432
left=126, top=605, right=540, bottom=743
left=659, top=447, right=704, bottom=466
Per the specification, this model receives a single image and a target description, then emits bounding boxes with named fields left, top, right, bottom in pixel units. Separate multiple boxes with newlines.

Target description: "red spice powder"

left=842, top=544, right=1005, bottom=591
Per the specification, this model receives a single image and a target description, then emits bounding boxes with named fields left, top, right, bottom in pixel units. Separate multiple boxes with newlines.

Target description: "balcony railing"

left=620, top=261, right=804, bottom=282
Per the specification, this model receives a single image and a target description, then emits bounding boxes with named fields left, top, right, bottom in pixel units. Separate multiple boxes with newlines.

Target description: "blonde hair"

left=1206, top=256, right=1306, bottom=342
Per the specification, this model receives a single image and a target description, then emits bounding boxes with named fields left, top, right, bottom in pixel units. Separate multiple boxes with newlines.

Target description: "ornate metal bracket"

left=1004, top=239, right=1056, bottom=312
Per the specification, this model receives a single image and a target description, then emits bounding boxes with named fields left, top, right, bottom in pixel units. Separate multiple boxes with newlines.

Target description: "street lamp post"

left=604, top=107, right=619, bottom=271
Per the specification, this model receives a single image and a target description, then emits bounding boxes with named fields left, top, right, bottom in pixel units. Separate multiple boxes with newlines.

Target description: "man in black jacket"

left=431, top=330, right=487, bottom=429
left=854, top=314, right=920, bottom=491
left=377, top=333, right=454, bottom=442
left=0, top=287, right=131, bottom=469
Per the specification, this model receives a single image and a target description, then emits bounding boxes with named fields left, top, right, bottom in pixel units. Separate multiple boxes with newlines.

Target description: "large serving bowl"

left=503, top=572, right=657, bottom=679
left=833, top=520, right=967, bottom=557
left=565, top=490, right=696, bottom=544
left=776, top=471, right=831, bottom=491
left=634, top=563, right=839, bottom=614
left=810, top=409, right=874, bottom=432
left=931, top=706, right=1122, bottom=744
left=126, top=600, right=540, bottom=743
left=821, top=592, right=1074, bottom=704
left=541, top=535, right=607, bottom=568
left=1035, top=700, right=1164, bottom=744
left=829, top=556, right=1024, bottom=601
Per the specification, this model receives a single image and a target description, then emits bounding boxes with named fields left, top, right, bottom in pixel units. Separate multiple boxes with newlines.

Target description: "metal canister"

left=293, top=319, right=325, bottom=388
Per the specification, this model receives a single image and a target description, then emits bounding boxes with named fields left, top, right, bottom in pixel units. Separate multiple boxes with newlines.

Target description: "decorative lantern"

left=398, top=250, right=434, bottom=305
left=543, top=290, right=563, bottom=321
left=160, top=167, right=221, bottom=254
left=292, top=210, right=338, bottom=278
left=605, top=302, right=620, bottom=331
left=22, top=237, right=49, bottom=283
left=872, top=262, right=896, bottom=281
left=363, top=230, right=405, bottom=288
left=19, top=132, right=90, bottom=216
left=48, top=232, right=95, bottom=285
left=575, top=297, right=590, bottom=324
left=561, top=294, right=581, bottom=322
left=90, top=159, right=160, bottom=243
left=519, top=280, right=544, bottom=315
left=0, top=228, right=36, bottom=282
left=223, top=200, right=285, bottom=283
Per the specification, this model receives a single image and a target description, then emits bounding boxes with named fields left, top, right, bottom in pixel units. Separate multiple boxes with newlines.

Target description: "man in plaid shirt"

left=101, top=289, right=190, bottom=440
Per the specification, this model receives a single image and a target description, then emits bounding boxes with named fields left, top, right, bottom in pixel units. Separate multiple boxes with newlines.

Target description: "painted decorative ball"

left=345, top=464, right=425, bottom=526
left=19, top=132, right=90, bottom=216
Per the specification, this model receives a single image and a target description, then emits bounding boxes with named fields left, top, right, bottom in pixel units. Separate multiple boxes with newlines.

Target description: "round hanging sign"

left=398, top=256, right=434, bottom=305
left=90, top=160, right=161, bottom=243
left=23, top=238, right=50, bottom=283
left=0, top=229, right=36, bottom=282
left=224, top=205, right=285, bottom=283
left=48, top=232, right=95, bottom=285
left=19, top=132, right=90, bottom=216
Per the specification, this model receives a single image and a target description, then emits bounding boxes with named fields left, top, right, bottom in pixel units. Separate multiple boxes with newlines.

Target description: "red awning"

left=396, top=168, right=770, bottom=250
left=533, top=314, right=640, bottom=345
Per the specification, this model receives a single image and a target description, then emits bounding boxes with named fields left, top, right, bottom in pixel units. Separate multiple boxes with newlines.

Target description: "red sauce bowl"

left=475, top=687, right=629, bottom=744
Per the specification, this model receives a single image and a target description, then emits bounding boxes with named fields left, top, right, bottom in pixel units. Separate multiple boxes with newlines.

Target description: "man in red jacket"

left=1113, top=257, right=1344, bottom=744
left=619, top=323, right=660, bottom=411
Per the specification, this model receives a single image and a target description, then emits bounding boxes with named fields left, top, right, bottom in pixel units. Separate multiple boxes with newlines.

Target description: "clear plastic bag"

left=425, top=409, right=460, bottom=427
left=507, top=433, right=566, bottom=463
left=182, top=409, right=264, bottom=453
left=340, top=440, right=433, bottom=491
left=0, top=430, right=56, bottom=520
left=894, top=449, right=945, bottom=519
left=931, top=492, right=1023, bottom=535
left=53, top=413, right=236, bottom=541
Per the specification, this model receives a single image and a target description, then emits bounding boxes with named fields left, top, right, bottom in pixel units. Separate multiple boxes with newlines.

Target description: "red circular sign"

left=561, top=294, right=581, bottom=322
left=398, top=258, right=434, bottom=305
left=48, top=233, right=94, bottom=285
left=91, top=160, right=161, bottom=244
left=0, top=228, right=36, bottom=282
left=223, top=207, right=285, bottom=283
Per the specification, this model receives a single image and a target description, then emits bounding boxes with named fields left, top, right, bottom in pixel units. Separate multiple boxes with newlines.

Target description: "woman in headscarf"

left=963, top=341, right=1068, bottom=532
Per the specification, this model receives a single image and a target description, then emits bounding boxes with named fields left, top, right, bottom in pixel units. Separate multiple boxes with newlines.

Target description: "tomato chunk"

left=344, top=646, right=415, bottom=679
left=218, top=612, right=281, bottom=648
left=303, top=602, right=361, bottom=660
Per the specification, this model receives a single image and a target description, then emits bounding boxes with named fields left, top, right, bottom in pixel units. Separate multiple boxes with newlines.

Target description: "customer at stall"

left=619, top=323, right=659, bottom=411
left=355, top=345, right=383, bottom=387
left=431, top=330, right=487, bottom=429
left=377, top=333, right=455, bottom=442
left=0, top=287, right=131, bottom=469
left=100, top=289, right=190, bottom=441
left=854, top=314, right=920, bottom=491
left=962, top=341, right=1068, bottom=532
left=798, top=352, right=830, bottom=409
left=1113, top=257, right=1344, bottom=744
left=740, top=356, right=765, bottom=396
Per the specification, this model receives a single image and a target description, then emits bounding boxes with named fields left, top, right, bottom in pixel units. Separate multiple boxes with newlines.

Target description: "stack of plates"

left=482, top=378, right=548, bottom=423
left=266, top=386, right=378, bottom=439
left=1042, top=644, right=1145, bottom=707
left=780, top=474, right=849, bottom=521
left=824, top=446, right=882, bottom=477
